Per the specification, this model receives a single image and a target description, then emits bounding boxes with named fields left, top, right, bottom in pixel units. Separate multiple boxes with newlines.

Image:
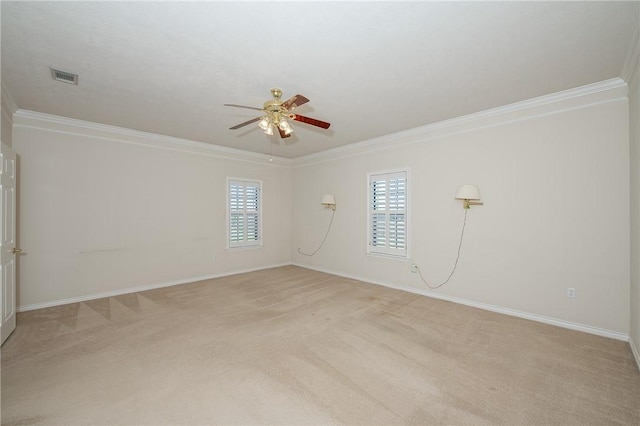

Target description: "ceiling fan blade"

left=230, top=116, right=262, bottom=130
left=224, top=103, right=264, bottom=112
left=281, top=95, right=310, bottom=111
left=277, top=127, right=292, bottom=139
left=291, top=114, right=331, bottom=129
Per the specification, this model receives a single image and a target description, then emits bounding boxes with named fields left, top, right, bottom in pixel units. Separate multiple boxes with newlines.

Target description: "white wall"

left=1, top=84, right=16, bottom=146
left=629, top=30, right=640, bottom=365
left=1, top=109, right=12, bottom=147
left=7, top=78, right=635, bottom=344
left=293, top=80, right=631, bottom=338
left=12, top=111, right=292, bottom=309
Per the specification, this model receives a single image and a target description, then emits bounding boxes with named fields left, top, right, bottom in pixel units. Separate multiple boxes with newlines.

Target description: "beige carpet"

left=1, top=265, right=639, bottom=425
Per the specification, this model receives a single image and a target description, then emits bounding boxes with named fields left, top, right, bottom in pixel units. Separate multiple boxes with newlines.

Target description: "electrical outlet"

left=567, top=288, right=576, bottom=298
left=410, top=263, right=418, bottom=273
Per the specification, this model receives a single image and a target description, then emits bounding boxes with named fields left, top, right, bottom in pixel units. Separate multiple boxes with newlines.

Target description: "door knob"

left=9, top=247, right=22, bottom=254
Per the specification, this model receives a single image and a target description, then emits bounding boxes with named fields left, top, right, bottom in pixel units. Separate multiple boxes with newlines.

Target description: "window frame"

left=366, top=168, right=409, bottom=258
left=226, top=178, right=263, bottom=249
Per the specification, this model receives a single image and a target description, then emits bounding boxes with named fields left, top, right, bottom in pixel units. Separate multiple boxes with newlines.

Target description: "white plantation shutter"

left=368, top=170, right=407, bottom=257
left=228, top=179, right=262, bottom=248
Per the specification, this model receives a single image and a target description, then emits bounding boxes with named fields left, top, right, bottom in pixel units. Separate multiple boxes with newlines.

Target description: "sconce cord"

left=297, top=209, right=336, bottom=257
left=416, top=208, right=468, bottom=289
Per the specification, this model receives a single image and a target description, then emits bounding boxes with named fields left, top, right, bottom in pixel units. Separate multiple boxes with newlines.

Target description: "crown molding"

left=9, top=77, right=629, bottom=169
left=293, top=78, right=628, bottom=168
left=621, top=7, right=640, bottom=83
left=1, top=82, right=19, bottom=117
left=12, top=109, right=291, bottom=167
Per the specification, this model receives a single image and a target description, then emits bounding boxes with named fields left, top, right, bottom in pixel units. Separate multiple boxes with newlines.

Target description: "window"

left=368, top=170, right=408, bottom=257
left=227, top=178, right=262, bottom=248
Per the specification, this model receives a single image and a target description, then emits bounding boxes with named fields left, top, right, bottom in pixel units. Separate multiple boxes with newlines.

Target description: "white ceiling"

left=2, top=1, right=639, bottom=158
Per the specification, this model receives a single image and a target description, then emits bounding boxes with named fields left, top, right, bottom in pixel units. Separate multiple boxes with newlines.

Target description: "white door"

left=1, top=143, right=18, bottom=345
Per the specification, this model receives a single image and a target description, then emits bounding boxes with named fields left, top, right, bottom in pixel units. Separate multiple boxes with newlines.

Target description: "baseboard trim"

left=20, top=262, right=631, bottom=345
left=630, top=337, right=640, bottom=371
left=292, top=263, right=629, bottom=342
left=17, top=263, right=292, bottom=312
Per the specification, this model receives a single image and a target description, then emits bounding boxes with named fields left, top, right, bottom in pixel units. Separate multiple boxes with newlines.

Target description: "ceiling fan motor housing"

left=263, top=100, right=285, bottom=113
left=264, top=88, right=285, bottom=113
left=270, top=88, right=282, bottom=99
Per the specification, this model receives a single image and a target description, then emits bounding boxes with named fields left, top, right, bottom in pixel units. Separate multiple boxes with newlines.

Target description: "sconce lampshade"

left=455, top=184, right=481, bottom=200
left=321, top=194, right=336, bottom=207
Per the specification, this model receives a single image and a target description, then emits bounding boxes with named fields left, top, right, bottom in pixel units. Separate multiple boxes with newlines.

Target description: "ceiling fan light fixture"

left=258, top=117, right=269, bottom=131
left=225, top=88, right=330, bottom=139
left=278, top=118, right=291, bottom=131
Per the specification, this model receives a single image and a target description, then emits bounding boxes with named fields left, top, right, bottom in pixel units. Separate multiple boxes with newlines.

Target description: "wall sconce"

left=321, top=194, right=336, bottom=210
left=299, top=194, right=337, bottom=256
left=455, top=185, right=483, bottom=209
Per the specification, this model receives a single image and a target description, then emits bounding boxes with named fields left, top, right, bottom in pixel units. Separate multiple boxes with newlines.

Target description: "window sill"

left=227, top=244, right=263, bottom=251
left=366, top=251, right=409, bottom=261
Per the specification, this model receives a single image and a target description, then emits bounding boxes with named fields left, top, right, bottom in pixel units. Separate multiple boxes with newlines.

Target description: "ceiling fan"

left=224, top=88, right=330, bottom=139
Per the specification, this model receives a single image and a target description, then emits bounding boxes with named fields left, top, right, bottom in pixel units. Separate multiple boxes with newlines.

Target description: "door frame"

left=1, top=142, right=18, bottom=345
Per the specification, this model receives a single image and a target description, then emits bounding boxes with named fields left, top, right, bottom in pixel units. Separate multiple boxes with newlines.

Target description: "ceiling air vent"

left=50, top=68, right=78, bottom=85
